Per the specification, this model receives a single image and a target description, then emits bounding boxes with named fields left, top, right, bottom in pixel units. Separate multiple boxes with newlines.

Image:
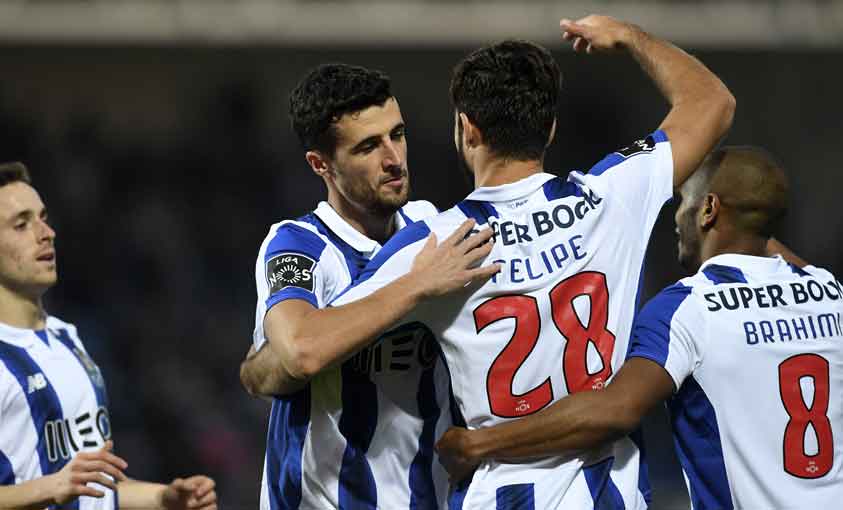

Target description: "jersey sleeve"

left=626, top=283, right=703, bottom=391
left=331, top=221, right=432, bottom=307
left=584, top=130, right=674, bottom=232
left=253, top=222, right=331, bottom=349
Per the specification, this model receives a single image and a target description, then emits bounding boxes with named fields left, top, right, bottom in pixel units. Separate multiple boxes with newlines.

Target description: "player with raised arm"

left=435, top=146, right=843, bottom=509
left=238, top=64, right=498, bottom=509
left=0, top=162, right=217, bottom=510
left=331, top=15, right=734, bottom=509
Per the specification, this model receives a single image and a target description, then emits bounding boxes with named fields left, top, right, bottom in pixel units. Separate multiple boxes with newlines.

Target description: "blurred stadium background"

left=1, top=0, right=841, bottom=508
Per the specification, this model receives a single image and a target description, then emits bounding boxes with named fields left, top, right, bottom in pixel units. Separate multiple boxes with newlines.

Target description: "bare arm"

left=560, top=15, right=735, bottom=189
left=240, top=341, right=306, bottom=397
left=243, top=220, right=500, bottom=396
left=767, top=237, right=809, bottom=268
left=0, top=442, right=127, bottom=510
left=435, top=358, right=674, bottom=481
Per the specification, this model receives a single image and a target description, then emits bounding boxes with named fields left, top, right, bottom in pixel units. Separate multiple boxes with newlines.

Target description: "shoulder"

left=46, top=316, right=86, bottom=351
left=260, top=218, right=331, bottom=261
left=587, top=130, right=671, bottom=177
left=802, top=264, right=840, bottom=282
left=401, top=200, right=439, bottom=222
left=637, top=281, right=699, bottom=329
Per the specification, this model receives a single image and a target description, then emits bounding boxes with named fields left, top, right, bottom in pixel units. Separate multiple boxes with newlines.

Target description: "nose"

left=382, top=139, right=403, bottom=169
left=37, top=219, right=55, bottom=242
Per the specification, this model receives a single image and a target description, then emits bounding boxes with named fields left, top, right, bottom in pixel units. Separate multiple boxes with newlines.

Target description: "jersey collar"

left=0, top=320, right=39, bottom=348
left=700, top=253, right=790, bottom=276
left=313, top=201, right=395, bottom=255
left=463, top=172, right=556, bottom=202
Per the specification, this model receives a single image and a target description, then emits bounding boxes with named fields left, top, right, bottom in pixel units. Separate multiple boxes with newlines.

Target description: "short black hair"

left=289, top=64, right=393, bottom=155
left=0, top=161, right=31, bottom=187
left=450, top=39, right=561, bottom=161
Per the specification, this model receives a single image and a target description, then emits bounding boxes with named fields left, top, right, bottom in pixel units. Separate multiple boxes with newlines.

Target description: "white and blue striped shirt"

left=0, top=316, right=114, bottom=510
left=628, top=254, right=843, bottom=509
left=252, top=200, right=454, bottom=509
left=334, top=131, right=674, bottom=510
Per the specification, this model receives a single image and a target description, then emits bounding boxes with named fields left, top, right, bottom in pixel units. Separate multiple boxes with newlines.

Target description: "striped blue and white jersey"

left=252, top=199, right=455, bottom=510
left=628, top=254, right=843, bottom=510
left=334, top=131, right=674, bottom=509
left=0, top=316, right=114, bottom=510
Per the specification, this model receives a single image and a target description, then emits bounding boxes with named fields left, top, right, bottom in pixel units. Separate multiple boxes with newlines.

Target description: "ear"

left=459, top=112, right=483, bottom=149
left=306, top=151, right=331, bottom=179
left=700, top=193, right=720, bottom=230
left=546, top=118, right=557, bottom=148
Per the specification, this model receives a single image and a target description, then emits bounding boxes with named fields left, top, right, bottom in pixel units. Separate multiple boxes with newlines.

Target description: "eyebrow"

left=350, top=122, right=406, bottom=153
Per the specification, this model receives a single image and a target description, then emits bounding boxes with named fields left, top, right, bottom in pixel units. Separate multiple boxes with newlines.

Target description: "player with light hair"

left=331, top=15, right=734, bottom=509
left=436, top=146, right=843, bottom=509
left=0, top=162, right=218, bottom=509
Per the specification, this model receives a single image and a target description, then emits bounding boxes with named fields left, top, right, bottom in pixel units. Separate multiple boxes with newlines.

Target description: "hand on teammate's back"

left=435, top=427, right=480, bottom=484
left=48, top=440, right=128, bottom=505
left=410, top=219, right=501, bottom=299
left=560, top=15, right=640, bottom=54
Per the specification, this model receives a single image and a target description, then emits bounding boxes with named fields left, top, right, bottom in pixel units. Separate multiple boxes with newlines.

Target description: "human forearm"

left=240, top=343, right=308, bottom=397
left=0, top=475, right=59, bottom=510
left=266, top=273, right=426, bottom=380
left=118, top=480, right=167, bottom=510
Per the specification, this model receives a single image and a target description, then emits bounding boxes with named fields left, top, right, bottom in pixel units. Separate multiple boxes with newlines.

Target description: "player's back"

left=643, top=255, right=843, bottom=509
left=341, top=131, right=675, bottom=509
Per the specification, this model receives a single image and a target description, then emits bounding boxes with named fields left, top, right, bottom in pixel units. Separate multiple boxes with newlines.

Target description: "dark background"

left=1, top=44, right=840, bottom=508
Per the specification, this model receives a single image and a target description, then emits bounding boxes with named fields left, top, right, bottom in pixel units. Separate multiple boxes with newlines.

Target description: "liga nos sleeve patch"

left=266, top=253, right=316, bottom=293
left=615, top=135, right=656, bottom=158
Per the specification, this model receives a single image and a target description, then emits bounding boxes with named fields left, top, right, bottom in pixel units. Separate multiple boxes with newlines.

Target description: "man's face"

left=328, top=97, right=410, bottom=217
left=0, top=182, right=57, bottom=297
left=674, top=188, right=703, bottom=271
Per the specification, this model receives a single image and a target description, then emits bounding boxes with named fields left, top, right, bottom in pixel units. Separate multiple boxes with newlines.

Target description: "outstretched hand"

left=560, top=15, right=639, bottom=54
left=49, top=440, right=128, bottom=504
left=411, top=218, right=501, bottom=299
left=161, top=475, right=218, bottom=510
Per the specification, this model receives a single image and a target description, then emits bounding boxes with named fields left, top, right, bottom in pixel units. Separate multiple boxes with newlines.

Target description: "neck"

left=700, top=231, right=768, bottom=266
left=326, top=191, right=396, bottom=245
left=473, top=152, right=544, bottom=188
left=0, top=285, right=46, bottom=330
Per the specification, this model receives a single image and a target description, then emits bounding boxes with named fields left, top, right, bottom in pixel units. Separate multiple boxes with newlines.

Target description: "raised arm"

left=435, top=358, right=673, bottom=481
left=560, top=15, right=735, bottom=189
left=242, top=220, right=500, bottom=396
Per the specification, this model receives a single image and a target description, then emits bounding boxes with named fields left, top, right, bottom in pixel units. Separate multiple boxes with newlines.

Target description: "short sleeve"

left=627, top=283, right=702, bottom=391
left=331, top=221, right=432, bottom=307
left=586, top=130, right=674, bottom=232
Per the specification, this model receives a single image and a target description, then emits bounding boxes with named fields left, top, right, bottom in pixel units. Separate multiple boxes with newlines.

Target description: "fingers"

left=444, top=218, right=476, bottom=247
left=192, top=477, right=216, bottom=498
left=75, top=486, right=107, bottom=499
left=468, top=263, right=503, bottom=282
left=458, top=226, right=494, bottom=253
left=419, top=231, right=438, bottom=254
left=71, top=472, right=119, bottom=492
left=189, top=489, right=218, bottom=509
left=76, top=460, right=127, bottom=482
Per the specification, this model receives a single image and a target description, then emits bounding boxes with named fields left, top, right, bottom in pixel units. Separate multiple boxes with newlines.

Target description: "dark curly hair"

left=450, top=40, right=561, bottom=161
left=0, top=161, right=31, bottom=187
left=289, top=64, right=393, bottom=156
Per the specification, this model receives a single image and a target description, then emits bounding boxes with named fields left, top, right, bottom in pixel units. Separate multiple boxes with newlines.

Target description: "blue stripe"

left=448, top=477, right=471, bottom=510
left=398, top=208, right=413, bottom=227
left=627, top=283, right=693, bottom=367
left=702, top=264, right=748, bottom=285
left=590, top=130, right=668, bottom=177
left=266, top=387, right=310, bottom=510
left=668, top=376, right=733, bottom=510
left=651, top=130, right=669, bottom=143
left=495, top=483, right=535, bottom=510
left=541, top=176, right=582, bottom=201
left=629, top=428, right=652, bottom=505
left=343, top=221, right=432, bottom=293
left=456, top=200, right=498, bottom=225
left=53, top=329, right=109, bottom=409
left=0, top=449, right=13, bottom=485
left=409, top=328, right=441, bottom=509
left=0, top=341, right=68, bottom=478
left=788, top=262, right=810, bottom=277
left=584, top=457, right=626, bottom=510
left=338, top=363, right=378, bottom=509
left=265, top=286, right=319, bottom=310
left=300, top=213, right=371, bottom=279
left=265, top=223, right=328, bottom=264
left=34, top=330, right=49, bottom=346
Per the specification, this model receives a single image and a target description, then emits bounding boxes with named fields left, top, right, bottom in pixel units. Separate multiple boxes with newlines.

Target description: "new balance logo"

left=27, top=373, right=47, bottom=394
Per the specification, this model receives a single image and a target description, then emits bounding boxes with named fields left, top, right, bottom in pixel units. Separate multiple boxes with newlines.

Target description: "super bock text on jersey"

left=252, top=200, right=458, bottom=510
left=0, top=317, right=114, bottom=510
left=628, top=254, right=843, bottom=509
left=334, top=131, right=674, bottom=510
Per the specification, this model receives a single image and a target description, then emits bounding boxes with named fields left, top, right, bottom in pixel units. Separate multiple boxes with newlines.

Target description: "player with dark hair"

left=332, top=15, right=734, bottom=509
left=240, top=64, right=498, bottom=509
left=0, top=162, right=217, bottom=510
left=435, top=146, right=843, bottom=509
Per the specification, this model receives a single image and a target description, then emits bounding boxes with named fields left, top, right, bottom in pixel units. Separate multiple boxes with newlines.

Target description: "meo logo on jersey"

left=615, top=136, right=656, bottom=158
left=266, top=253, right=315, bottom=293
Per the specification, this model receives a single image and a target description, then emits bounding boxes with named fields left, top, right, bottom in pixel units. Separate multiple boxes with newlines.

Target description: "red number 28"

left=474, top=272, right=616, bottom=418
